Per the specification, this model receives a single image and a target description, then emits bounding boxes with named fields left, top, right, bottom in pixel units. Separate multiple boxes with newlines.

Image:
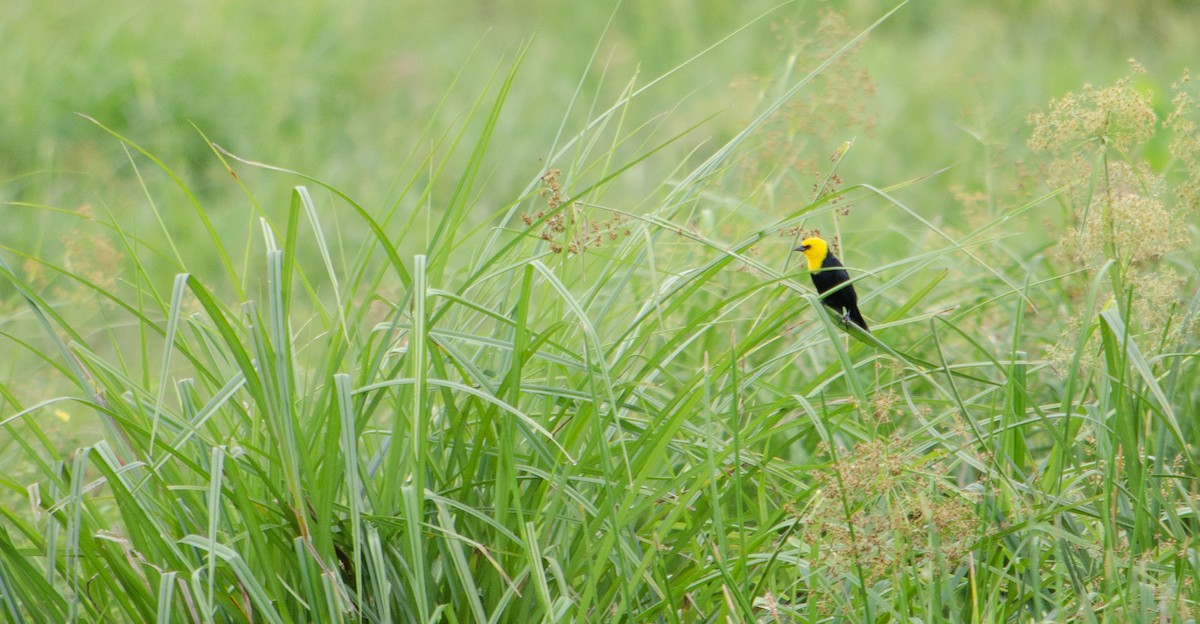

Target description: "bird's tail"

left=847, top=306, right=869, bottom=333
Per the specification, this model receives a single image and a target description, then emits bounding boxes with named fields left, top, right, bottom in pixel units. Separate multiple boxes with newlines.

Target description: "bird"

left=794, top=236, right=869, bottom=332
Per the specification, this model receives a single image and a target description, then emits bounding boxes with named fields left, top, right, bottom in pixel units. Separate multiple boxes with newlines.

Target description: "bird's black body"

left=809, top=251, right=869, bottom=332
left=796, top=237, right=869, bottom=332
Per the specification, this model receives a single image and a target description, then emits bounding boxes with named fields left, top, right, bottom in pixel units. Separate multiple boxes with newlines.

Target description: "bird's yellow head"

left=794, top=237, right=828, bottom=271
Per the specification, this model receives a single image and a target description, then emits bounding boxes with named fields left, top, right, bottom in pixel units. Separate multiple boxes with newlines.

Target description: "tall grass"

left=2, top=4, right=1199, bottom=623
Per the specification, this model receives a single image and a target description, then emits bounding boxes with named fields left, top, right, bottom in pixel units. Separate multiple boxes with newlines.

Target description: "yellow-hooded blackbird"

left=795, top=236, right=868, bottom=332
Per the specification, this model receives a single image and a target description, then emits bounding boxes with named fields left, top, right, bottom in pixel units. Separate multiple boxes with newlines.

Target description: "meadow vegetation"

left=1, top=1, right=1198, bottom=622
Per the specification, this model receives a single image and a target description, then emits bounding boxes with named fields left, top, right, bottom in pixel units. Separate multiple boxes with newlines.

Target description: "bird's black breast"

left=810, top=253, right=851, bottom=296
left=807, top=250, right=868, bottom=331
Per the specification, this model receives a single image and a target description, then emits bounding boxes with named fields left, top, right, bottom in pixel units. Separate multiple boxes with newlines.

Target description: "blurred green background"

left=5, top=0, right=1197, bottom=239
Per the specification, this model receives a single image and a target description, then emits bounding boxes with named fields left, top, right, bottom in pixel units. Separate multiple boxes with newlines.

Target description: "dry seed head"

left=1032, top=68, right=1198, bottom=307
left=1055, top=160, right=1188, bottom=265
left=1028, top=76, right=1156, bottom=153
left=804, top=436, right=981, bottom=586
left=59, top=204, right=123, bottom=299
left=1167, top=70, right=1200, bottom=211
left=21, top=258, right=46, bottom=288
left=540, top=169, right=564, bottom=210
left=870, top=389, right=900, bottom=424
left=734, top=8, right=876, bottom=211
left=532, top=170, right=635, bottom=256
left=1128, top=267, right=1192, bottom=341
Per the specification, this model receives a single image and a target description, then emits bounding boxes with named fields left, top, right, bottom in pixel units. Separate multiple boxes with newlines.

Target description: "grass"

left=2, top=1, right=1199, bottom=622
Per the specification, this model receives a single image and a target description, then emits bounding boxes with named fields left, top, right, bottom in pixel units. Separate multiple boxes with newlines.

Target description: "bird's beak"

left=794, top=245, right=809, bottom=252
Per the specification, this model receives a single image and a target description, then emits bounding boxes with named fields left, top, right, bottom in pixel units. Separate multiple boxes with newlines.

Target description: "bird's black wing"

left=812, top=253, right=869, bottom=332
